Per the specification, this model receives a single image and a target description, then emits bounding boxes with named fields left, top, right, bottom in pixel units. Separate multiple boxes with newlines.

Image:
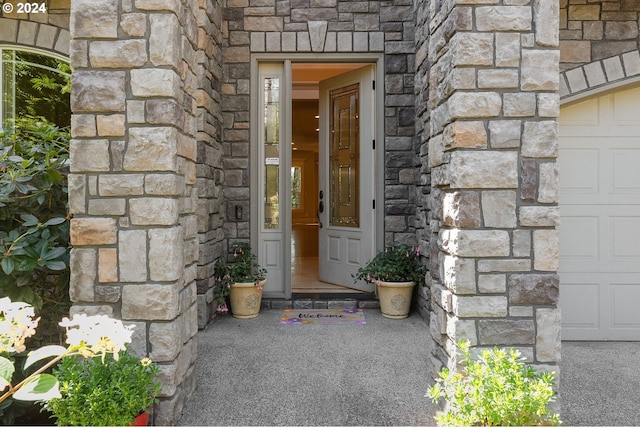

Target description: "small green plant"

left=213, top=242, right=267, bottom=312
left=353, top=244, right=426, bottom=285
left=44, top=351, right=161, bottom=426
left=1, top=298, right=158, bottom=426
left=427, top=340, right=561, bottom=426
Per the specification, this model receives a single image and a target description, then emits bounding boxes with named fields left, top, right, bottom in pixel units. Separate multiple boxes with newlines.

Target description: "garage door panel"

left=558, top=148, right=599, bottom=194
left=561, top=274, right=640, bottom=340
left=561, top=208, right=640, bottom=273
left=613, top=86, right=640, bottom=125
left=559, top=213, right=599, bottom=261
left=611, top=281, right=640, bottom=330
left=559, top=97, right=600, bottom=130
left=559, top=85, right=640, bottom=341
left=611, top=149, right=640, bottom=193
left=560, top=280, right=600, bottom=329
left=611, top=216, right=640, bottom=258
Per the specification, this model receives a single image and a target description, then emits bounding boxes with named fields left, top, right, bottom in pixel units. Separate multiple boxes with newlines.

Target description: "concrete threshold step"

left=262, top=294, right=379, bottom=310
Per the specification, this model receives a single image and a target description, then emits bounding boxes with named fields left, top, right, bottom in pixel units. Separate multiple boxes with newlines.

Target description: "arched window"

left=1, top=47, right=70, bottom=131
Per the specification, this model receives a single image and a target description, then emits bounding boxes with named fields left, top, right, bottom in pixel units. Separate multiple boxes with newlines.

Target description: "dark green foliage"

left=0, top=117, right=70, bottom=343
left=3, top=50, right=71, bottom=127
left=353, top=244, right=426, bottom=285
left=213, top=242, right=267, bottom=311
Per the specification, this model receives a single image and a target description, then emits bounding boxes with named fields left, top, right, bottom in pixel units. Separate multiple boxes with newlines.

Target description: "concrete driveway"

left=178, top=309, right=640, bottom=426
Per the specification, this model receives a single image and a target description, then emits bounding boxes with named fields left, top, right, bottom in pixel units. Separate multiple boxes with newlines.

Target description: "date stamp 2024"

left=2, top=2, right=47, bottom=14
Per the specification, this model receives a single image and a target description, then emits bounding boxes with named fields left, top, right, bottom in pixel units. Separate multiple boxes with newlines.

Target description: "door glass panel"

left=329, top=84, right=359, bottom=227
left=291, top=166, right=302, bottom=209
left=264, top=77, right=280, bottom=229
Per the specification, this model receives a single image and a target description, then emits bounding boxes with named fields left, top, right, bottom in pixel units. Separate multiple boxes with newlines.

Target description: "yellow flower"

left=140, top=357, right=153, bottom=367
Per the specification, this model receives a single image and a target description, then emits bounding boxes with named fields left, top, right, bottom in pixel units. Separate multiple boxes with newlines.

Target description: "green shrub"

left=353, top=244, right=426, bottom=285
left=427, top=340, right=561, bottom=426
left=0, top=117, right=70, bottom=423
left=0, top=116, right=70, bottom=342
left=45, top=351, right=161, bottom=426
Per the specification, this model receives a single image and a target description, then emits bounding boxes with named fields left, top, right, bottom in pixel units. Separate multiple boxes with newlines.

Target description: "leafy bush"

left=45, top=351, right=161, bottom=426
left=0, top=117, right=70, bottom=343
left=427, top=340, right=561, bottom=426
left=353, top=244, right=426, bottom=285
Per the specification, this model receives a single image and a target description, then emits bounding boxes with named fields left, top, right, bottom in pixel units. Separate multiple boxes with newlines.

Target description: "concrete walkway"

left=178, top=309, right=640, bottom=426
left=561, top=341, right=640, bottom=426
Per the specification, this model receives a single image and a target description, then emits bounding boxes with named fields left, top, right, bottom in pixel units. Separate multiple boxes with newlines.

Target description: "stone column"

left=420, top=1, right=561, bottom=377
left=68, top=0, right=202, bottom=423
left=194, top=0, right=225, bottom=329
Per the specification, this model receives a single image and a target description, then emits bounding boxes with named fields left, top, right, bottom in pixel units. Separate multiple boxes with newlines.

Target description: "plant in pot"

left=213, top=242, right=267, bottom=319
left=353, top=244, right=426, bottom=319
left=44, top=349, right=161, bottom=426
left=0, top=298, right=160, bottom=426
left=426, top=340, right=561, bottom=426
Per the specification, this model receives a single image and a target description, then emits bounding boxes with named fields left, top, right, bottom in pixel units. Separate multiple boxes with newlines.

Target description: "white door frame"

left=250, top=53, right=384, bottom=299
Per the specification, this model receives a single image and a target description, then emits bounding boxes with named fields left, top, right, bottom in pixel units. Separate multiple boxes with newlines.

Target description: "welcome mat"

left=280, top=308, right=366, bottom=325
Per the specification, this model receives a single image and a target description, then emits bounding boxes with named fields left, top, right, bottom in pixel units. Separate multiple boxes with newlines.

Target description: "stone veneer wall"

left=66, top=0, right=223, bottom=423
left=0, top=0, right=71, bottom=33
left=558, top=0, right=640, bottom=101
left=415, top=1, right=562, bottom=378
left=559, top=0, right=640, bottom=72
left=195, top=1, right=226, bottom=330
left=221, top=0, right=419, bottom=249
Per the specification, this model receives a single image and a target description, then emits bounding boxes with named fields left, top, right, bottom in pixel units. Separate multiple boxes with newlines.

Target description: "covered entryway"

left=559, top=84, right=640, bottom=340
left=252, top=58, right=383, bottom=299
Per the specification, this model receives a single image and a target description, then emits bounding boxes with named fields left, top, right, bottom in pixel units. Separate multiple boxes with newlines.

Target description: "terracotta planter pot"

left=132, top=411, right=149, bottom=426
left=376, top=280, right=416, bottom=319
left=229, top=279, right=266, bottom=319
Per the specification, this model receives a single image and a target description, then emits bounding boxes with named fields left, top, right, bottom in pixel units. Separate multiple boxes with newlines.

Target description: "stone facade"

left=559, top=0, right=640, bottom=101
left=560, top=0, right=640, bottom=72
left=414, top=1, right=561, bottom=377
left=221, top=0, right=419, bottom=249
left=4, top=0, right=640, bottom=423
left=0, top=0, right=70, bottom=53
left=64, top=0, right=221, bottom=424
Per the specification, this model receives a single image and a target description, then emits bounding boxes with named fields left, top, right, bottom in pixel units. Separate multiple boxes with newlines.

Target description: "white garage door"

left=559, top=84, right=640, bottom=341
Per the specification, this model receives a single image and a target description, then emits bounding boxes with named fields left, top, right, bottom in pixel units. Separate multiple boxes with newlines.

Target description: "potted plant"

left=213, top=242, right=267, bottom=319
left=44, top=350, right=161, bottom=426
left=0, top=297, right=160, bottom=426
left=353, top=244, right=426, bottom=319
left=427, top=340, right=561, bottom=426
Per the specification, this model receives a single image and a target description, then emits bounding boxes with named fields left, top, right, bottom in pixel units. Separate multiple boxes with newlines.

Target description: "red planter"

left=132, top=412, right=149, bottom=426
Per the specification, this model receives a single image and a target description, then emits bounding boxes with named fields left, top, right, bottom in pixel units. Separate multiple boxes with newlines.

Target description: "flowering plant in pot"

left=213, top=242, right=267, bottom=318
left=353, top=244, right=426, bottom=319
left=44, top=349, right=161, bottom=426
left=0, top=297, right=160, bottom=426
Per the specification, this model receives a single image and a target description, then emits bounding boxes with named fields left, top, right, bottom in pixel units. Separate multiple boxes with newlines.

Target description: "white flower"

left=59, top=314, right=134, bottom=359
left=0, top=297, right=40, bottom=354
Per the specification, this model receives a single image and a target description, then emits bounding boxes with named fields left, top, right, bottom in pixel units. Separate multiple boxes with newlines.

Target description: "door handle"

left=317, top=200, right=324, bottom=229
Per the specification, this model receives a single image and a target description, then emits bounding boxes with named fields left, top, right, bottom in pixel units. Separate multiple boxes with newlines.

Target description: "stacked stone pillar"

left=67, top=0, right=205, bottom=423
left=418, top=1, right=561, bottom=377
